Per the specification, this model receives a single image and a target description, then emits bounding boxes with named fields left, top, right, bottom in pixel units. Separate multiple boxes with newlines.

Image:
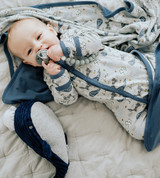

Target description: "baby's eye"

left=37, top=34, right=42, bottom=40
left=28, top=48, right=32, bottom=55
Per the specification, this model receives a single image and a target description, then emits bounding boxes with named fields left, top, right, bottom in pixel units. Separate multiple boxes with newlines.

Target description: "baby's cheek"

left=47, top=47, right=53, bottom=58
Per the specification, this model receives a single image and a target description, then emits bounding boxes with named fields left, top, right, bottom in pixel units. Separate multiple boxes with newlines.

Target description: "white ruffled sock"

left=3, top=106, right=16, bottom=131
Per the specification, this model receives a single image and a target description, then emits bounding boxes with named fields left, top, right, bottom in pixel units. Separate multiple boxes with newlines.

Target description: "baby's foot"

left=3, top=106, right=16, bottom=131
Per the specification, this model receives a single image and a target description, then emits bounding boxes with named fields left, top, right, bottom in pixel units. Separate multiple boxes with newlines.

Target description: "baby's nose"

left=36, top=43, right=43, bottom=52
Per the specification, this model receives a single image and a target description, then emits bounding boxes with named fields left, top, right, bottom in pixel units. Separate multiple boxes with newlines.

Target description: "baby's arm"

left=42, top=38, right=78, bottom=105
left=59, top=28, right=103, bottom=58
left=43, top=68, right=78, bottom=105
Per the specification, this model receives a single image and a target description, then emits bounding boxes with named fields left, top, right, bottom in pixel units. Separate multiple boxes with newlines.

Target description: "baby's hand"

left=42, top=60, right=61, bottom=76
left=47, top=44, right=64, bottom=62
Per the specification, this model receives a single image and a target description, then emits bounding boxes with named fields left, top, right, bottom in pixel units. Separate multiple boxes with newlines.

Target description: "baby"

left=7, top=18, right=63, bottom=75
left=6, top=17, right=150, bottom=141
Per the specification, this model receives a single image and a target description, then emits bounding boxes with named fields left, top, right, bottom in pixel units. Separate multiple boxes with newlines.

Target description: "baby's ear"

left=47, top=24, right=57, bottom=35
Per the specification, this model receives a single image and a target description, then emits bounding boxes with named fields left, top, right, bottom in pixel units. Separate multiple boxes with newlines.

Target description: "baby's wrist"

left=49, top=67, right=65, bottom=79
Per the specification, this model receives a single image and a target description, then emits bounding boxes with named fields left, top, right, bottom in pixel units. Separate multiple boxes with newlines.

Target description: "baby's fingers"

left=41, top=61, right=51, bottom=70
left=42, top=61, right=61, bottom=75
left=42, top=61, right=47, bottom=69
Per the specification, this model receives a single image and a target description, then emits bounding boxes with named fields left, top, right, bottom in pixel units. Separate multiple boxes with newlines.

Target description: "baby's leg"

left=105, top=99, right=146, bottom=140
left=126, top=110, right=146, bottom=140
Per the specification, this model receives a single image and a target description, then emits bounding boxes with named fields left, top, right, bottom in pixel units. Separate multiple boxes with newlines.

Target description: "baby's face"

left=7, top=18, right=60, bottom=66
